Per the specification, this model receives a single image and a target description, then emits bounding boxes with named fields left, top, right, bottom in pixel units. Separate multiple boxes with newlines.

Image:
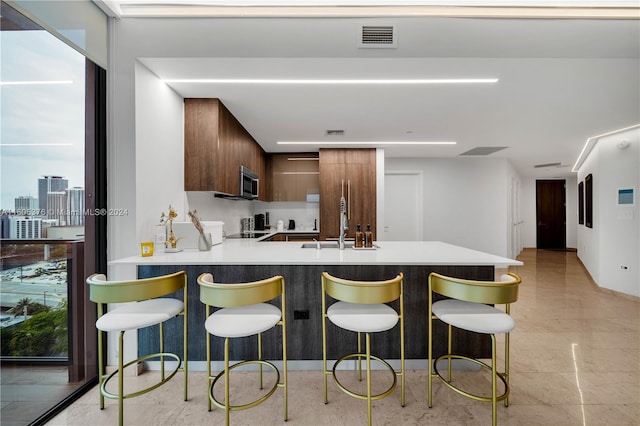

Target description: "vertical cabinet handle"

left=348, top=179, right=351, bottom=220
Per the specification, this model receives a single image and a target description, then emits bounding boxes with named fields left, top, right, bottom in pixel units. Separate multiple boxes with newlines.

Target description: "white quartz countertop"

left=110, top=240, right=522, bottom=268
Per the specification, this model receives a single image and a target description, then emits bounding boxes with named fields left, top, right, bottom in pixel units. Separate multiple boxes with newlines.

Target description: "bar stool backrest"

left=87, top=271, right=187, bottom=304
left=428, top=272, right=521, bottom=305
left=198, top=273, right=284, bottom=307
left=322, top=272, right=404, bottom=304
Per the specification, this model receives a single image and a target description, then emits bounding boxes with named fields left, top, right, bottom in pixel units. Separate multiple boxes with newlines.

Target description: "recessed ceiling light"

left=278, top=141, right=456, bottom=145
left=162, top=78, right=498, bottom=85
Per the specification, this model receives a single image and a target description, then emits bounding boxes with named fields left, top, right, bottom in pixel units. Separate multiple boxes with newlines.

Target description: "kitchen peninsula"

left=109, top=240, right=522, bottom=367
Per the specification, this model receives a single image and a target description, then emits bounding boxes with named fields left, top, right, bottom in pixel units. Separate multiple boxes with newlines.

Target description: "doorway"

left=536, top=180, right=566, bottom=249
left=384, top=171, right=423, bottom=241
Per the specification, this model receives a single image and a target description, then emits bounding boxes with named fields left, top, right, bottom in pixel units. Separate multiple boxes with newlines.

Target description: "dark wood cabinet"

left=140, top=263, right=494, bottom=361
left=269, top=153, right=319, bottom=202
left=184, top=98, right=266, bottom=199
left=319, top=149, right=376, bottom=240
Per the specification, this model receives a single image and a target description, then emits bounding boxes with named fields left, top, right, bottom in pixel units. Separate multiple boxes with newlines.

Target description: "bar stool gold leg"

left=491, top=335, right=497, bottom=426
left=224, top=337, right=230, bottom=426
left=366, top=333, right=372, bottom=426
left=447, top=324, right=453, bottom=382
left=183, top=307, right=188, bottom=402
left=505, top=330, right=510, bottom=407
left=98, top=328, right=105, bottom=410
left=258, top=333, right=264, bottom=389
left=281, top=316, right=288, bottom=421
left=206, top=312, right=212, bottom=412
left=427, top=311, right=434, bottom=408
left=118, top=331, right=124, bottom=426
left=358, top=332, right=363, bottom=381
left=322, top=294, right=329, bottom=404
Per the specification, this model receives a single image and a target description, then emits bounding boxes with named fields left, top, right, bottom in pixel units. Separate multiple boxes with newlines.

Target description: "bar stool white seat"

left=427, top=272, right=521, bottom=426
left=87, top=271, right=189, bottom=426
left=322, top=272, right=405, bottom=426
left=327, top=302, right=399, bottom=333
left=206, top=303, right=282, bottom=338
left=197, top=273, right=287, bottom=426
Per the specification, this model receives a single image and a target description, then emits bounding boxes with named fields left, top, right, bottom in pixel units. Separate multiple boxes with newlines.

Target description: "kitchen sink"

left=300, top=241, right=354, bottom=249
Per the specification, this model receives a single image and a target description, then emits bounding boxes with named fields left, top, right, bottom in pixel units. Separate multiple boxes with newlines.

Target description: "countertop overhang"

left=110, top=240, right=522, bottom=268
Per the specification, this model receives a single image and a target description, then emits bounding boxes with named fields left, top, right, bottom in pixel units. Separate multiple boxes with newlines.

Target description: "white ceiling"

left=109, top=2, right=640, bottom=178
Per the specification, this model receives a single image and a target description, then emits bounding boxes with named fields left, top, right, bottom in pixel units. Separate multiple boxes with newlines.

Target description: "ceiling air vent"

left=359, top=25, right=397, bottom=48
left=326, top=130, right=344, bottom=136
left=459, top=147, right=509, bottom=156
left=534, top=162, right=562, bottom=168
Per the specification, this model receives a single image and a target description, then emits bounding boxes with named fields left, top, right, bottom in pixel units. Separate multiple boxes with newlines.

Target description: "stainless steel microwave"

left=240, top=165, right=259, bottom=200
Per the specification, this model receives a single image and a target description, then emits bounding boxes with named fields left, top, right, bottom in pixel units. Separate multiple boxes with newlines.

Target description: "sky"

left=0, top=29, right=85, bottom=211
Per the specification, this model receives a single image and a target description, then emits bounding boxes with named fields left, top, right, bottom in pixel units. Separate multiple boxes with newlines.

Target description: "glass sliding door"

left=0, top=2, right=104, bottom=424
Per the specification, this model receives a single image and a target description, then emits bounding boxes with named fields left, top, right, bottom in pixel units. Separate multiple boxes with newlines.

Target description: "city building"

left=46, top=191, right=66, bottom=225
left=38, top=176, right=68, bottom=217
left=66, top=187, right=85, bottom=226
left=14, top=195, right=38, bottom=215
left=0, top=213, right=11, bottom=238
left=9, top=216, right=43, bottom=239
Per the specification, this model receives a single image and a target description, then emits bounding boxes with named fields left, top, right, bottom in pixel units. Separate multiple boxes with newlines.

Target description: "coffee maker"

left=254, top=214, right=265, bottom=231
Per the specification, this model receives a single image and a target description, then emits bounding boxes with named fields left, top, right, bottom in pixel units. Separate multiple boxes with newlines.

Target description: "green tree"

left=8, top=301, right=68, bottom=357
left=8, top=298, right=49, bottom=317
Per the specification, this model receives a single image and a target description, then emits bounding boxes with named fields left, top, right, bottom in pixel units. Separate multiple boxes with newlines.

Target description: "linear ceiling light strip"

left=118, top=6, right=640, bottom=19
left=162, top=78, right=498, bottom=84
left=278, top=141, right=456, bottom=145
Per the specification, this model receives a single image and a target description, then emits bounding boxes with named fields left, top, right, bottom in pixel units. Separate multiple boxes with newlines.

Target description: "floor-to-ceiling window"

left=0, top=2, right=105, bottom=424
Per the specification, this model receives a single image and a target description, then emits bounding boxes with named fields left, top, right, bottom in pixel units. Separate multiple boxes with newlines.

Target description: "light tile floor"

left=48, top=249, right=640, bottom=425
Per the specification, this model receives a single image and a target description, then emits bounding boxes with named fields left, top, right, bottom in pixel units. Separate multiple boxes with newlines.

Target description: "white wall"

left=566, top=175, right=578, bottom=249
left=577, top=127, right=639, bottom=297
left=385, top=156, right=519, bottom=257
left=135, top=61, right=185, bottom=250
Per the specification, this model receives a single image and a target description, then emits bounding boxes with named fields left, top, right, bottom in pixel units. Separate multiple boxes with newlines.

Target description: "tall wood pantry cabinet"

left=319, top=148, right=376, bottom=241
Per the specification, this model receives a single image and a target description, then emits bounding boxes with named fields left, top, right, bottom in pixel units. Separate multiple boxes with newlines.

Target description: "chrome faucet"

left=339, top=195, right=348, bottom=250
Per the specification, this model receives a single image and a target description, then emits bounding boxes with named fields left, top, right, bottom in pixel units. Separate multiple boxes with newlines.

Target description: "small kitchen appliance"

left=255, top=214, right=265, bottom=231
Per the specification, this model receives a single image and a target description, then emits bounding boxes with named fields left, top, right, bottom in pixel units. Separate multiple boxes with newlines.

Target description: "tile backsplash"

left=185, top=192, right=320, bottom=235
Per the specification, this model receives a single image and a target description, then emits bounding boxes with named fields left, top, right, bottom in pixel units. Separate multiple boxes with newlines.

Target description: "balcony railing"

left=1, top=239, right=90, bottom=380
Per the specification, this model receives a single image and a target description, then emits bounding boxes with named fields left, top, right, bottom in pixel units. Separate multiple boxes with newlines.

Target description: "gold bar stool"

left=86, top=271, right=188, bottom=426
left=427, top=272, right=521, bottom=426
left=321, top=272, right=405, bottom=426
left=197, top=273, right=287, bottom=426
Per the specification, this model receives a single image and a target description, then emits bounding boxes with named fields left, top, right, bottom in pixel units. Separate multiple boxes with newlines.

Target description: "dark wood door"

left=536, top=180, right=566, bottom=249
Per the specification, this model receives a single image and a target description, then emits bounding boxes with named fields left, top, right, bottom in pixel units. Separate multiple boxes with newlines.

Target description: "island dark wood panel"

left=137, top=264, right=494, bottom=362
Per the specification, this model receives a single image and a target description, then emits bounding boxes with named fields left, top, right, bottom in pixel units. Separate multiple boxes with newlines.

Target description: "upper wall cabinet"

left=319, top=148, right=376, bottom=241
left=184, top=98, right=266, bottom=199
left=269, top=153, right=319, bottom=202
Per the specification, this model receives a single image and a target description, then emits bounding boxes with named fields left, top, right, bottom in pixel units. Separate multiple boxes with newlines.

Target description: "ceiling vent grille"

left=326, top=130, right=344, bottom=136
left=359, top=25, right=396, bottom=48
left=534, top=162, right=562, bottom=168
left=459, top=147, right=509, bottom=156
